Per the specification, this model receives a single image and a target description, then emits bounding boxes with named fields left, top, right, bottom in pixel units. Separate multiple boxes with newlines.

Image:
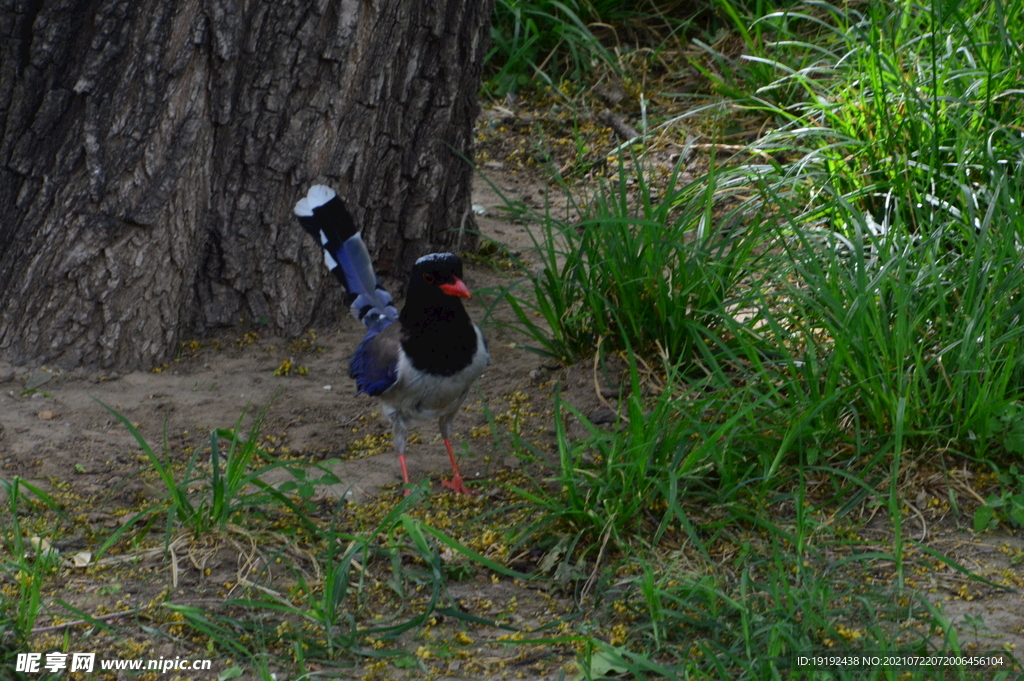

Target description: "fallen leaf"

left=25, top=369, right=52, bottom=390
left=70, top=551, right=93, bottom=567
left=27, top=537, right=58, bottom=555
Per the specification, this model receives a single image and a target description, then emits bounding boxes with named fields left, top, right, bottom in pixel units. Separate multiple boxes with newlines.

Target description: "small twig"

left=593, top=339, right=626, bottom=423
left=958, top=477, right=988, bottom=505
left=170, top=542, right=179, bottom=588
left=457, top=206, right=472, bottom=253
left=687, top=142, right=775, bottom=160
left=580, top=517, right=615, bottom=602
left=237, top=578, right=293, bottom=607
left=910, top=504, right=929, bottom=542
left=89, top=537, right=187, bottom=568
left=598, top=109, right=640, bottom=140
left=32, top=609, right=137, bottom=634
left=512, top=651, right=557, bottom=667
left=631, top=350, right=665, bottom=394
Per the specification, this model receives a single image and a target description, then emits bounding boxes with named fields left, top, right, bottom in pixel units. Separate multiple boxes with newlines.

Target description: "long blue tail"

left=294, top=185, right=399, bottom=330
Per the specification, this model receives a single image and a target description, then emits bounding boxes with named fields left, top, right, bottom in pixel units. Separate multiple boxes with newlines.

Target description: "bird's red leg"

left=441, top=439, right=478, bottom=495
left=398, top=453, right=412, bottom=497
left=394, top=420, right=414, bottom=497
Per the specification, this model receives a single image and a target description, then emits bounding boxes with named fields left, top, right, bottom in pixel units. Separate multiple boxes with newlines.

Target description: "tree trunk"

left=0, top=0, right=491, bottom=370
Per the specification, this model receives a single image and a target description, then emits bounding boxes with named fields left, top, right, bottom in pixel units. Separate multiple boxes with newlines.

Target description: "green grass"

left=763, top=190, right=1024, bottom=450
left=0, top=477, right=65, bottom=674
left=490, top=0, right=1024, bottom=675
left=94, top=396, right=339, bottom=546
left=487, top=0, right=613, bottom=95
left=707, top=0, right=1024, bottom=454
left=485, top=0, right=693, bottom=95
left=704, top=0, right=1024, bottom=222
left=499, top=151, right=768, bottom=367
left=503, top=355, right=776, bottom=556
left=165, top=498, right=438, bottom=669
left=501, top=0, right=1024, bottom=456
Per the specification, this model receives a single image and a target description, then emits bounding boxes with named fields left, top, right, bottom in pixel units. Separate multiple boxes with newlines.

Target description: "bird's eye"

left=422, top=272, right=436, bottom=284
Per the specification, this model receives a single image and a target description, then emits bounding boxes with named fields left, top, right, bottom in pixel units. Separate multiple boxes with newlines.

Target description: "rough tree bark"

left=0, top=0, right=491, bottom=370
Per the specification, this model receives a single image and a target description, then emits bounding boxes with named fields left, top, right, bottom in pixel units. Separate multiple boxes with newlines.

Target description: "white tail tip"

left=294, top=184, right=337, bottom=217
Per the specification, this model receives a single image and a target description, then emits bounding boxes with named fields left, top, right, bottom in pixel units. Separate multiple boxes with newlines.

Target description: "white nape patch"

left=293, top=184, right=336, bottom=216
left=415, top=252, right=455, bottom=266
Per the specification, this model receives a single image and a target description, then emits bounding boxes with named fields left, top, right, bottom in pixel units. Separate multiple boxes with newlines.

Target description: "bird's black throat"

left=399, top=300, right=478, bottom=377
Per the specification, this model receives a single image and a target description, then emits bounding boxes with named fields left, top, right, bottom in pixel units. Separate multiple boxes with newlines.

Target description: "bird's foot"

left=442, top=476, right=479, bottom=495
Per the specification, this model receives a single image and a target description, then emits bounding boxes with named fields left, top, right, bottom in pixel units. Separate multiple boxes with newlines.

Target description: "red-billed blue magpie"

left=294, top=185, right=489, bottom=495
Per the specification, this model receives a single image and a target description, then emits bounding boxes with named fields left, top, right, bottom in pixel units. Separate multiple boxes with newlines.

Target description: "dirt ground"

left=0, top=163, right=558, bottom=495
left=3, top=137, right=1024, bottom=679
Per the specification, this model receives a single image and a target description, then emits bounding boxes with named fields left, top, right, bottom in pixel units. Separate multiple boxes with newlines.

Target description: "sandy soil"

left=0, top=167, right=582, bottom=502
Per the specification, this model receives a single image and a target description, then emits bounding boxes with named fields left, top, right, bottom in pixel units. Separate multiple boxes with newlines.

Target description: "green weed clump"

left=492, top=0, right=1024, bottom=675
left=505, top=0, right=1024, bottom=451
left=487, top=0, right=612, bottom=95
left=501, top=153, right=766, bottom=368
left=713, top=0, right=1024, bottom=451
left=705, top=0, right=1024, bottom=220
left=506, top=358, right=768, bottom=550
left=94, top=397, right=336, bottom=546
left=0, top=477, right=65, bottom=669
left=485, top=0, right=691, bottom=94
left=760, top=187, right=1024, bottom=451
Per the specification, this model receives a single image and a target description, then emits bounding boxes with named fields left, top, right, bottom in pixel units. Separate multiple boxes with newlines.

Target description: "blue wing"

left=349, top=320, right=401, bottom=396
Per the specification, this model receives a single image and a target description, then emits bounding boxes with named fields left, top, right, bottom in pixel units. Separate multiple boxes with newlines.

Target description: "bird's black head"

left=407, top=253, right=470, bottom=300
left=400, top=252, right=472, bottom=330
left=399, top=253, right=479, bottom=372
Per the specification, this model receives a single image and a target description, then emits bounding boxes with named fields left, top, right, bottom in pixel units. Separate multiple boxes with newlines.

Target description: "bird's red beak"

left=439, top=277, right=471, bottom=299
